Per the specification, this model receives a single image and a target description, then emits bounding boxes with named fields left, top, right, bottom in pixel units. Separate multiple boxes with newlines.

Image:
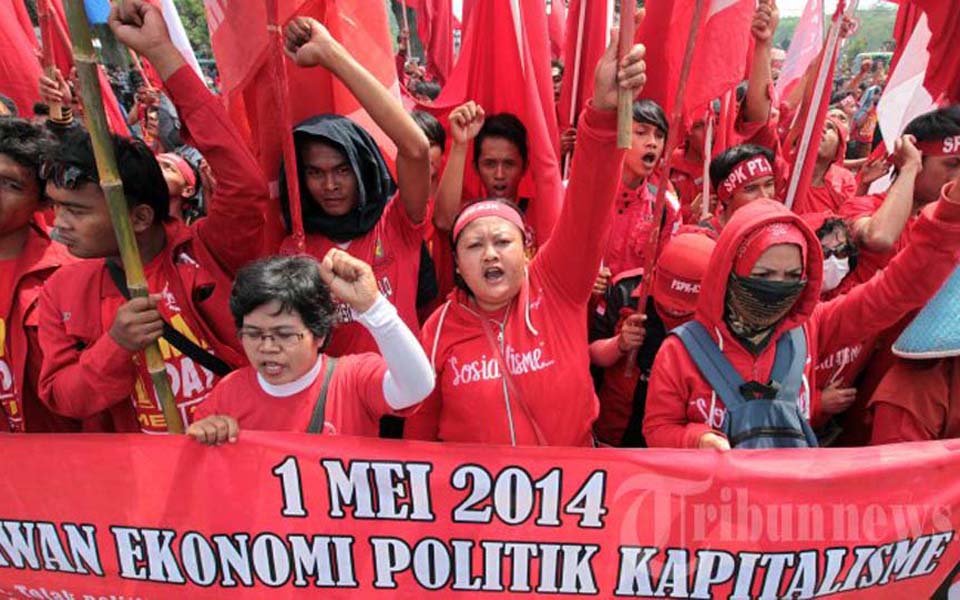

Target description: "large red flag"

left=431, top=0, right=563, bottom=243
left=638, top=0, right=754, bottom=120
left=204, top=0, right=399, bottom=248
left=42, top=0, right=130, bottom=136
left=775, top=0, right=824, bottom=104
left=409, top=0, right=455, bottom=84
left=0, top=5, right=42, bottom=115
left=13, top=0, right=39, bottom=51
left=547, top=0, right=566, bottom=61
left=892, top=0, right=960, bottom=103
left=557, top=0, right=609, bottom=130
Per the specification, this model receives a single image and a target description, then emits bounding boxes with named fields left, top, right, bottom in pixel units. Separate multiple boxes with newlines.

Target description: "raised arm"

left=285, top=17, right=431, bottom=225
left=433, top=102, right=485, bottom=231
left=535, top=34, right=645, bottom=305
left=849, top=135, right=921, bottom=253
left=109, top=1, right=270, bottom=273
left=742, top=0, right=779, bottom=124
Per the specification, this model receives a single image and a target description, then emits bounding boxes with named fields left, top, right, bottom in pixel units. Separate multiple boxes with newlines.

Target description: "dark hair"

left=32, top=102, right=50, bottom=117
left=411, top=110, right=446, bottom=152
left=230, top=255, right=335, bottom=344
left=0, top=118, right=51, bottom=185
left=829, top=91, right=854, bottom=105
left=710, top=144, right=775, bottom=189
left=411, top=80, right=441, bottom=100
left=816, top=217, right=859, bottom=271
left=474, top=113, right=528, bottom=170
left=632, top=99, right=668, bottom=136
left=46, top=127, right=169, bottom=224
left=904, top=105, right=960, bottom=145
left=0, top=94, right=18, bottom=116
left=448, top=198, right=527, bottom=295
left=551, top=59, right=564, bottom=75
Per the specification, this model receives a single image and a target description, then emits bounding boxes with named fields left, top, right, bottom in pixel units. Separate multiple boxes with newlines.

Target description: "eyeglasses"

left=823, top=244, right=856, bottom=260
left=40, top=161, right=95, bottom=189
left=238, top=329, right=308, bottom=348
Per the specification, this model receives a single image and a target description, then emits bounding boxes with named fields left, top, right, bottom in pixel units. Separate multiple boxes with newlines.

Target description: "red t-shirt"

left=0, top=258, right=21, bottom=431
left=196, top=354, right=410, bottom=436
left=839, top=192, right=917, bottom=287
left=602, top=181, right=681, bottom=277
left=284, top=197, right=425, bottom=356
left=103, top=256, right=220, bottom=434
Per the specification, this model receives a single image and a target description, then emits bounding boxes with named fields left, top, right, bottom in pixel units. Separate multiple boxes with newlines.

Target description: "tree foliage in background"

left=174, top=0, right=212, bottom=58
left=774, top=7, right=897, bottom=68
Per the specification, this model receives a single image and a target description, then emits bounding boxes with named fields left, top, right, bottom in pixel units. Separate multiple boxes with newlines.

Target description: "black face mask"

left=725, top=274, right=806, bottom=353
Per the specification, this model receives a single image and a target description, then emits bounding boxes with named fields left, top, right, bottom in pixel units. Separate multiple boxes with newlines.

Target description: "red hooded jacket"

left=403, top=104, right=621, bottom=446
left=644, top=188, right=960, bottom=449
left=38, top=66, right=268, bottom=432
left=0, top=220, right=77, bottom=432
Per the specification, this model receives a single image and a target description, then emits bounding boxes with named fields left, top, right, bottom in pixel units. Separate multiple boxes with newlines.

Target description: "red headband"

left=159, top=153, right=197, bottom=189
left=452, top=201, right=526, bottom=242
left=916, top=135, right=960, bottom=158
left=735, top=222, right=808, bottom=277
left=716, top=155, right=774, bottom=206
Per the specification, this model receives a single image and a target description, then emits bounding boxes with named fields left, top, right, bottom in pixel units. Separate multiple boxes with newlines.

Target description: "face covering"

left=724, top=274, right=806, bottom=354
left=821, top=255, right=851, bottom=293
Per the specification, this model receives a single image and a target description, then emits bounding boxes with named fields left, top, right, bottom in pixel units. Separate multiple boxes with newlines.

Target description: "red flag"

left=893, top=0, right=960, bottom=103
left=547, top=0, right=566, bottom=61
left=775, top=0, right=824, bottom=103
left=41, top=0, right=130, bottom=136
left=13, top=0, right=38, bottom=51
left=0, top=6, right=42, bottom=115
left=409, top=0, right=455, bottom=84
left=204, top=0, right=399, bottom=247
left=432, top=0, right=563, bottom=243
left=785, top=4, right=846, bottom=210
left=557, top=0, right=609, bottom=129
left=638, top=0, right=754, bottom=120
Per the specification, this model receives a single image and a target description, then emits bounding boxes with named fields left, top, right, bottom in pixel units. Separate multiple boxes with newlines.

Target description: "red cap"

left=652, top=233, right=716, bottom=316
left=734, top=222, right=808, bottom=277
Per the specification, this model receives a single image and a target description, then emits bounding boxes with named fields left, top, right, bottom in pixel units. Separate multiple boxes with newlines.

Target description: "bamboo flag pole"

left=616, top=0, right=637, bottom=149
left=38, top=0, right=63, bottom=121
left=624, top=0, right=705, bottom=378
left=63, top=0, right=183, bottom=434
left=561, top=0, right=589, bottom=179
left=401, top=0, right=411, bottom=38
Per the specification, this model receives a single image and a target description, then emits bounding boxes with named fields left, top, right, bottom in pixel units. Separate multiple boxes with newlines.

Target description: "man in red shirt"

left=602, top=100, right=681, bottom=278
left=38, top=2, right=269, bottom=433
left=0, top=118, right=78, bottom=433
left=277, top=17, right=432, bottom=358
left=841, top=107, right=960, bottom=287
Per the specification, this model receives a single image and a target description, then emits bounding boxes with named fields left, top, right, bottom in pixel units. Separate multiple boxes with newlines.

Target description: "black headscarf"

left=279, top=115, right=397, bottom=242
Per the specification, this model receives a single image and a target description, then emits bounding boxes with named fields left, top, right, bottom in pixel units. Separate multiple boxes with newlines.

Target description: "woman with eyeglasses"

left=186, top=250, right=434, bottom=444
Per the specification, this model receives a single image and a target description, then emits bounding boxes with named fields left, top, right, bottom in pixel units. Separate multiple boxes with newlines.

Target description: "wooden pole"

left=616, top=0, right=637, bottom=149
left=561, top=0, right=589, bottom=179
left=38, top=0, right=63, bottom=121
left=401, top=0, right=411, bottom=37
left=625, top=0, right=705, bottom=377
left=63, top=0, right=184, bottom=434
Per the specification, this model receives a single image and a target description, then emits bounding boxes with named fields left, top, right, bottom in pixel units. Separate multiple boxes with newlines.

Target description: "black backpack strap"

left=307, top=358, right=338, bottom=434
left=672, top=321, right=747, bottom=409
left=106, top=260, right=233, bottom=377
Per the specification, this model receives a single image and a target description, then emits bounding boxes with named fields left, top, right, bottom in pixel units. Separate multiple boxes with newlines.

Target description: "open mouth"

left=483, top=266, right=505, bottom=283
left=260, top=361, right=285, bottom=377
left=641, top=152, right=658, bottom=167
left=490, top=184, right=509, bottom=196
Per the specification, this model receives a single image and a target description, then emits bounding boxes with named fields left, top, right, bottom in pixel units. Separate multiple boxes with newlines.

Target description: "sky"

left=778, top=0, right=890, bottom=17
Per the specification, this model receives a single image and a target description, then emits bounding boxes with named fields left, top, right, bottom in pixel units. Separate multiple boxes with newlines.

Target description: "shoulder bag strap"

left=307, top=357, right=338, bottom=434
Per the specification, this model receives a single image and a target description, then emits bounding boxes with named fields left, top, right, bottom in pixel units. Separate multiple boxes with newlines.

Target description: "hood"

left=279, top=115, right=396, bottom=242
left=695, top=199, right=823, bottom=341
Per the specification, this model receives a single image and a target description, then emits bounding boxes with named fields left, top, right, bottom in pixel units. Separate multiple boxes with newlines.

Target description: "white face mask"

left=822, top=254, right=851, bottom=293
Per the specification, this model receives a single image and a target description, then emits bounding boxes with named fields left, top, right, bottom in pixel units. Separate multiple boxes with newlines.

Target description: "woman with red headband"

left=644, top=166, right=960, bottom=450
left=403, top=36, right=648, bottom=446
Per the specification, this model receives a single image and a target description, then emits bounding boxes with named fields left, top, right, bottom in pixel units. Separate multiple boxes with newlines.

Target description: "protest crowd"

left=1, top=0, right=960, bottom=459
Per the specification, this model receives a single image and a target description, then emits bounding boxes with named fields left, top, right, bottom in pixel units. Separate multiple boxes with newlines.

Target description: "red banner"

left=1, top=434, right=960, bottom=598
